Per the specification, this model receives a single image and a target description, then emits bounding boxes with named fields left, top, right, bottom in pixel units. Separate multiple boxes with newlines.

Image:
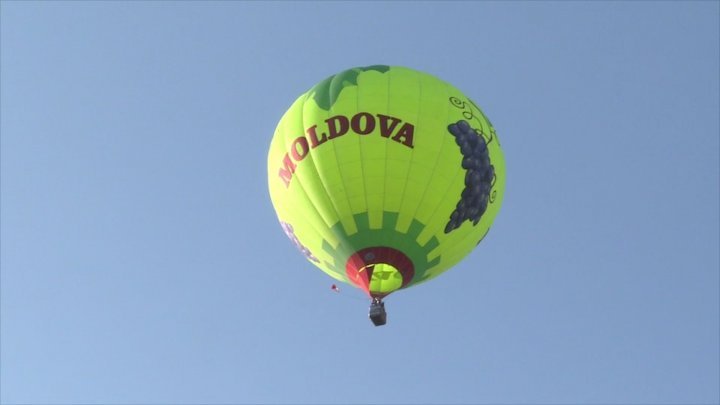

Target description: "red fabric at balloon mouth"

left=345, top=246, right=415, bottom=298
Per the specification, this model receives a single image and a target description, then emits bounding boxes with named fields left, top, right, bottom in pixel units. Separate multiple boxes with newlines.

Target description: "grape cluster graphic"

left=444, top=120, right=495, bottom=234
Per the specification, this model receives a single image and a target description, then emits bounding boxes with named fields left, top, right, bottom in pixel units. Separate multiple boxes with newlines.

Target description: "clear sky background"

left=1, top=2, right=718, bottom=404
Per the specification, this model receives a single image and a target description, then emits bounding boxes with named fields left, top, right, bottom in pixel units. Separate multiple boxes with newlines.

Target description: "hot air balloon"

left=267, top=65, right=505, bottom=326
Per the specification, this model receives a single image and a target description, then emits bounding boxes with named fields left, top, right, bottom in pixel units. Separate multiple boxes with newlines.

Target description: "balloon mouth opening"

left=345, top=246, right=415, bottom=298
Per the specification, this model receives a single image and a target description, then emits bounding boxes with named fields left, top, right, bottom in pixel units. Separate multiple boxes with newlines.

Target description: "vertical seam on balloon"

left=301, top=90, right=344, bottom=225
left=355, top=70, right=370, bottom=227
left=376, top=67, right=401, bottom=291
left=406, top=70, right=429, bottom=280
left=386, top=68, right=405, bottom=278
left=279, top=94, right=338, bottom=273
left=383, top=68, right=399, bottom=289
left=386, top=69, right=396, bottom=245
left=404, top=70, right=422, bottom=223
left=415, top=81, right=457, bottom=233
left=327, top=73, right=354, bottom=237
left=403, top=74, right=453, bottom=282
left=393, top=69, right=412, bottom=232
left=297, top=91, right=345, bottom=245
left=406, top=75, right=437, bottom=226
left=382, top=68, right=392, bottom=228
left=388, top=67, right=420, bottom=282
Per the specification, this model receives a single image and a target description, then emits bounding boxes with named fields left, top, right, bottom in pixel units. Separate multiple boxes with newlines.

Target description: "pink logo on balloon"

left=280, top=221, right=320, bottom=263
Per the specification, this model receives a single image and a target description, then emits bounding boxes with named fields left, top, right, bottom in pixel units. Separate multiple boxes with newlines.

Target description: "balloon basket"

left=369, top=299, right=387, bottom=326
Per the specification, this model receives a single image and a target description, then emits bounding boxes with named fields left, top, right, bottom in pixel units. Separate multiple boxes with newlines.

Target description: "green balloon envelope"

left=267, top=65, right=505, bottom=298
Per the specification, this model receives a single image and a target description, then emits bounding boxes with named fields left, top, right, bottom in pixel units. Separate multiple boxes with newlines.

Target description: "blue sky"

left=1, top=2, right=718, bottom=404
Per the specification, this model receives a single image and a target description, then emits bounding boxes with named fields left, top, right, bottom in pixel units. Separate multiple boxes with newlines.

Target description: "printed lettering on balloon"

left=278, top=112, right=415, bottom=187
